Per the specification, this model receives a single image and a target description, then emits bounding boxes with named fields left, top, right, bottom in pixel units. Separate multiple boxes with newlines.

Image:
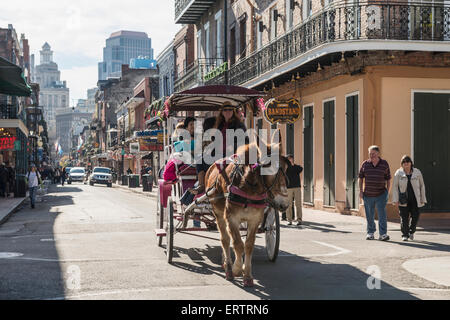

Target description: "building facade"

left=0, top=25, right=31, bottom=174
left=33, top=42, right=70, bottom=145
left=98, top=30, right=155, bottom=81
left=55, top=110, right=92, bottom=158
left=157, top=41, right=175, bottom=98
left=174, top=0, right=450, bottom=218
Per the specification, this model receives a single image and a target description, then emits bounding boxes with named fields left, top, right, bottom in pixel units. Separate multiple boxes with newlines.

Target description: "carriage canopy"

left=166, top=85, right=265, bottom=113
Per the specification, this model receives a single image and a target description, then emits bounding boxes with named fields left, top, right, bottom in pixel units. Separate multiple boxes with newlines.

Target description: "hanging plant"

left=256, top=98, right=265, bottom=116
left=163, top=98, right=170, bottom=119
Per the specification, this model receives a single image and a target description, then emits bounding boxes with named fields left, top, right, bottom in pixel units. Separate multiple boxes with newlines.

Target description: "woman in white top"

left=27, top=164, right=41, bottom=209
left=391, top=155, right=427, bottom=241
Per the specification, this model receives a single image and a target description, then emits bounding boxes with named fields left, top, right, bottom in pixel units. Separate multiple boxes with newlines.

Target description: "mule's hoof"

left=225, top=271, right=234, bottom=281
left=243, top=278, right=254, bottom=287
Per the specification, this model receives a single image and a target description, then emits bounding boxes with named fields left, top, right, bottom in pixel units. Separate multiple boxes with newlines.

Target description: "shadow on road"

left=280, top=221, right=352, bottom=234
left=0, top=183, right=78, bottom=299
left=169, top=243, right=418, bottom=300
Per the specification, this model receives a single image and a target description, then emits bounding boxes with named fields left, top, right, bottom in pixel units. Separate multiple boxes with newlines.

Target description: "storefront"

left=0, top=126, right=28, bottom=174
left=263, top=57, right=450, bottom=218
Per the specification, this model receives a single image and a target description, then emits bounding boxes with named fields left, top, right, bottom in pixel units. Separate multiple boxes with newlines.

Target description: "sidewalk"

left=112, top=182, right=157, bottom=198
left=0, top=196, right=27, bottom=225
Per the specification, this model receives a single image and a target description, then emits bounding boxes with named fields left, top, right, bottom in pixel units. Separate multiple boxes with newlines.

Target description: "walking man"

left=286, top=155, right=303, bottom=226
left=359, top=145, right=391, bottom=241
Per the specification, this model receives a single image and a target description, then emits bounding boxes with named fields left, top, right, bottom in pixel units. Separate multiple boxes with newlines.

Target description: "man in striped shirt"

left=359, top=145, right=391, bottom=241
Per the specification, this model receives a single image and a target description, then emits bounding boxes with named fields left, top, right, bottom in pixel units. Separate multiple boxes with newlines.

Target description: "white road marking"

left=0, top=252, right=24, bottom=259
left=302, top=241, right=352, bottom=257
left=255, top=241, right=351, bottom=258
left=399, top=287, right=450, bottom=292
left=45, top=285, right=236, bottom=300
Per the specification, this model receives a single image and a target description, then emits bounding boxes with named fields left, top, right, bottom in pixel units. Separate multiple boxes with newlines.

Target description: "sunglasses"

left=222, top=108, right=234, bottom=111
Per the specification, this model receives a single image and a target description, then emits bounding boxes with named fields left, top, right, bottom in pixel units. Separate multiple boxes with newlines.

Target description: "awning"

left=0, top=56, right=31, bottom=97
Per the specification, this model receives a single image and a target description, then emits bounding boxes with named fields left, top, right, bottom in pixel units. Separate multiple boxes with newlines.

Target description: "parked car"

left=68, top=167, right=86, bottom=184
left=89, top=167, right=112, bottom=187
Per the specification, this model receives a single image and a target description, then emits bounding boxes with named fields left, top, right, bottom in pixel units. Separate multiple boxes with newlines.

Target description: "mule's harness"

left=207, top=155, right=288, bottom=209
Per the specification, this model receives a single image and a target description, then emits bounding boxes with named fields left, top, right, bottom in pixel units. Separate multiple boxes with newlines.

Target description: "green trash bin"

left=128, top=174, right=139, bottom=188
left=142, top=174, right=153, bottom=192
left=122, top=175, right=129, bottom=186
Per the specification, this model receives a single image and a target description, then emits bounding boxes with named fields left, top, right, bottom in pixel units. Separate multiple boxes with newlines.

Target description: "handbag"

left=398, top=185, right=408, bottom=205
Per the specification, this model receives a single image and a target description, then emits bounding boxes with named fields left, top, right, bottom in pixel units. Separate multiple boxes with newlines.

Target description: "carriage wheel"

left=156, top=188, right=164, bottom=247
left=264, top=206, right=280, bottom=262
left=166, top=197, right=175, bottom=264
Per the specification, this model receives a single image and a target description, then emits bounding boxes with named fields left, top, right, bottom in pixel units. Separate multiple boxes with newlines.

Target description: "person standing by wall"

left=0, top=163, right=7, bottom=198
left=26, top=164, right=41, bottom=209
left=359, top=145, right=392, bottom=241
left=285, top=155, right=303, bottom=226
left=5, top=162, right=15, bottom=198
left=391, top=155, right=427, bottom=241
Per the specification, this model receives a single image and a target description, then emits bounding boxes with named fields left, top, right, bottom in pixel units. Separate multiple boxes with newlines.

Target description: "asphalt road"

left=0, top=183, right=449, bottom=300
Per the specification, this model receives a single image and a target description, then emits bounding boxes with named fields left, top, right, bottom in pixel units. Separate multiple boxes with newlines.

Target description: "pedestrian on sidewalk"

left=285, top=154, right=303, bottom=226
left=0, top=163, right=7, bottom=198
left=54, top=167, right=61, bottom=184
left=61, top=167, right=67, bottom=186
left=391, top=155, right=427, bottom=241
left=359, top=145, right=392, bottom=241
left=6, top=162, right=15, bottom=198
left=26, top=164, right=41, bottom=209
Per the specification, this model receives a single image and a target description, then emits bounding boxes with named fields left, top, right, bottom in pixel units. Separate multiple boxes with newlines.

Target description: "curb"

left=112, top=184, right=157, bottom=198
left=0, top=197, right=27, bottom=226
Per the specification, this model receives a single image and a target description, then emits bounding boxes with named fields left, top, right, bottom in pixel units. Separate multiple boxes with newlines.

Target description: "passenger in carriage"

left=214, top=101, right=248, bottom=158
left=189, top=116, right=216, bottom=195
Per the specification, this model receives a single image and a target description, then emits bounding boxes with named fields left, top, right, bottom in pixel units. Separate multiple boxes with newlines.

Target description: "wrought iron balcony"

left=0, top=104, right=18, bottom=119
left=228, top=1, right=450, bottom=86
left=175, top=0, right=216, bottom=24
left=174, top=58, right=224, bottom=92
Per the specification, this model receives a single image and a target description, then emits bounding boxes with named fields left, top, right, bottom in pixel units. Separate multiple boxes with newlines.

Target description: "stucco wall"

left=381, top=76, right=450, bottom=203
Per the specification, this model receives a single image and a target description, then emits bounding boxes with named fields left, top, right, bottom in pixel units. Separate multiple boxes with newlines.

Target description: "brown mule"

left=204, top=131, right=290, bottom=287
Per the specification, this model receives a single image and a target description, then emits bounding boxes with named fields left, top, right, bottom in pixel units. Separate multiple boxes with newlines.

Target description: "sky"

left=0, top=0, right=181, bottom=104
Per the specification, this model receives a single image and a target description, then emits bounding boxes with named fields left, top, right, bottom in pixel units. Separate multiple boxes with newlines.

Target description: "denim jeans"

left=29, top=186, right=38, bottom=206
left=363, top=189, right=388, bottom=236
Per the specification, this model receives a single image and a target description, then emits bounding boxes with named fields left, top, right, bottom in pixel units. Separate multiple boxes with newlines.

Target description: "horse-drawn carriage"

left=155, top=85, right=290, bottom=287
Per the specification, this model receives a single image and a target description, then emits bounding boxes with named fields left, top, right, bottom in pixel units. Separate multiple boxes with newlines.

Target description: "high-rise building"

left=98, top=30, right=154, bottom=81
left=33, top=42, right=69, bottom=145
left=86, top=88, right=97, bottom=114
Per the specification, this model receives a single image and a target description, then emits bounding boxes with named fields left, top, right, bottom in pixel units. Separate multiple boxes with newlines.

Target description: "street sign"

left=264, top=98, right=302, bottom=124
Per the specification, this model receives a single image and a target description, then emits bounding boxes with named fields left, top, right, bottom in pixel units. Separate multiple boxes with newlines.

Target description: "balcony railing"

left=0, top=104, right=18, bottom=119
left=174, top=58, right=224, bottom=92
left=175, top=0, right=215, bottom=24
left=228, top=1, right=450, bottom=86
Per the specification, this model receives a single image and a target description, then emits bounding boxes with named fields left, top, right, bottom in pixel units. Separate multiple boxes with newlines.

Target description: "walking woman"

left=391, top=155, right=427, bottom=241
left=27, top=164, right=42, bottom=209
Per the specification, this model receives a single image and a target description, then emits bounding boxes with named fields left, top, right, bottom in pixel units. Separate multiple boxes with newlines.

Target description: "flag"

left=58, top=146, right=63, bottom=156
left=77, top=136, right=83, bottom=151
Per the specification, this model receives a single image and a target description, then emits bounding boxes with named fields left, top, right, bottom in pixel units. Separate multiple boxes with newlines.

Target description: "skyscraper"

left=98, top=30, right=154, bottom=80
left=33, top=42, right=69, bottom=145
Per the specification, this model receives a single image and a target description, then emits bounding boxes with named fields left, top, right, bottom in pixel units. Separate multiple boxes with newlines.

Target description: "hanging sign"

left=263, top=98, right=302, bottom=124
left=130, top=142, right=140, bottom=154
